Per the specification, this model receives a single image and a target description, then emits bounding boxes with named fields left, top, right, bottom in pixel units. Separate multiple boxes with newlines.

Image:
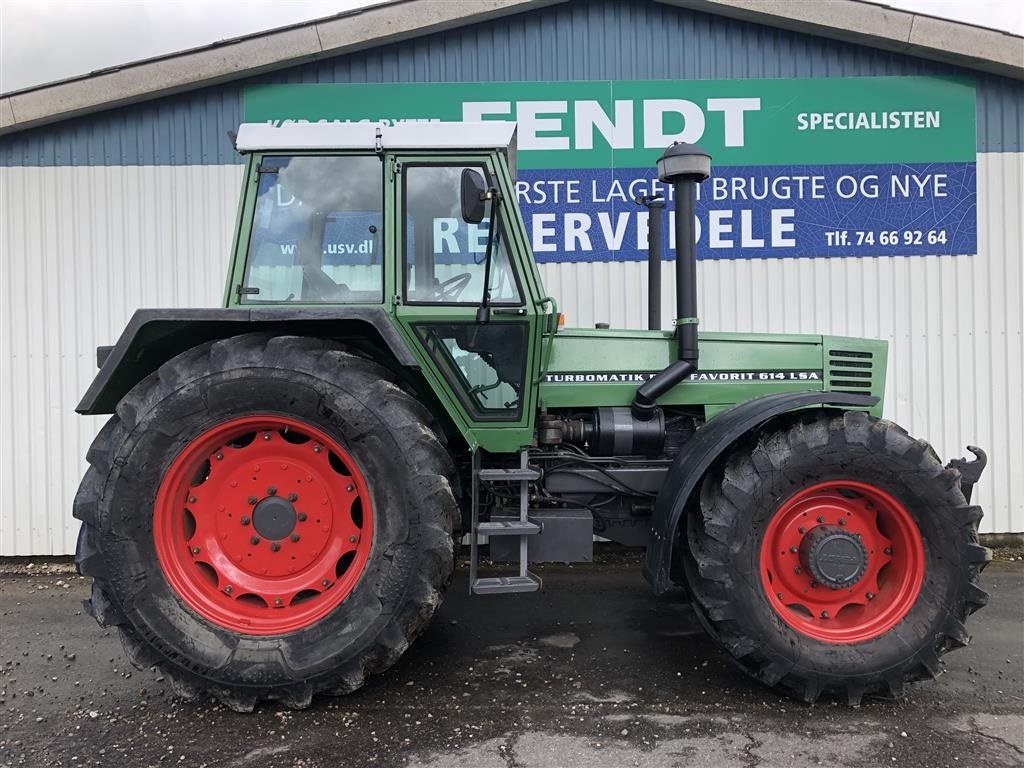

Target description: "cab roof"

left=235, top=121, right=517, bottom=153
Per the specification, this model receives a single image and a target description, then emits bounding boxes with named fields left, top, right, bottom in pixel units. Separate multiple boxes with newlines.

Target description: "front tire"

left=683, top=411, right=990, bottom=704
left=73, top=334, right=456, bottom=711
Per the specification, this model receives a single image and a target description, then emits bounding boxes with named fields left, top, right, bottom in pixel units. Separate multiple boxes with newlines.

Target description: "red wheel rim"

left=154, top=415, right=373, bottom=635
left=759, top=481, right=925, bottom=644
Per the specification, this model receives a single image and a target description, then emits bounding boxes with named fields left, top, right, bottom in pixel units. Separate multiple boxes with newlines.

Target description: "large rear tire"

left=683, top=411, right=990, bottom=704
left=73, top=334, right=456, bottom=711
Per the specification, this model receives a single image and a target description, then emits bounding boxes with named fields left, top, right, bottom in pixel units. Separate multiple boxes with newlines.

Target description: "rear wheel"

left=683, top=411, right=990, bottom=704
left=74, top=334, right=456, bottom=711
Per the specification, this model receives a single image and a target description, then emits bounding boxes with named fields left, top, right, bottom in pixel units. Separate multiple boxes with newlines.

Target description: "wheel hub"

left=799, top=526, right=867, bottom=589
left=252, top=496, right=297, bottom=541
left=759, top=481, right=925, bottom=643
left=153, top=415, right=374, bottom=635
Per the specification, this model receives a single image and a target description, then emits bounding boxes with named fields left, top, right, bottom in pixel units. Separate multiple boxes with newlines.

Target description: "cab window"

left=241, top=155, right=383, bottom=303
left=403, top=164, right=522, bottom=305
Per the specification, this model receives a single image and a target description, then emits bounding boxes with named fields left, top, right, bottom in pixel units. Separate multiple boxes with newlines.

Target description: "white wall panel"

left=0, top=165, right=243, bottom=555
left=1, top=153, right=1020, bottom=554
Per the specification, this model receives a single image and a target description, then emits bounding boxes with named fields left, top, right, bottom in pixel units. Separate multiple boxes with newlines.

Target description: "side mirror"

left=460, top=168, right=487, bottom=224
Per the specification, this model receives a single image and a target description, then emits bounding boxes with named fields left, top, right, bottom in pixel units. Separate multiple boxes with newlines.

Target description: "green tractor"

left=73, top=121, right=989, bottom=711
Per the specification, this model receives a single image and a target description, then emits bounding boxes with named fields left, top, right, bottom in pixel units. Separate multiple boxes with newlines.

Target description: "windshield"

left=241, top=155, right=383, bottom=303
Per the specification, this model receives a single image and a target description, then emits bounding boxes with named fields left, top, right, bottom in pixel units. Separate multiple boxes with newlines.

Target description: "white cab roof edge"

left=235, top=121, right=517, bottom=152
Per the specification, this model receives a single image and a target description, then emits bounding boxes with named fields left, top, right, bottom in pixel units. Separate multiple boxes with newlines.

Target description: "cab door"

left=389, top=154, right=541, bottom=451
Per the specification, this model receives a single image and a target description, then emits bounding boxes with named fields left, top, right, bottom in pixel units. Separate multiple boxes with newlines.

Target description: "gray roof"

left=2, top=0, right=1021, bottom=136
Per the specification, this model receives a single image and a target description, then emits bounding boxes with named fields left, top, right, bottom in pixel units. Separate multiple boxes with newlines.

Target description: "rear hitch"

left=945, top=446, right=987, bottom=503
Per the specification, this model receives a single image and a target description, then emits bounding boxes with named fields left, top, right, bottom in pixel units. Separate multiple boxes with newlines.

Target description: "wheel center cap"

left=252, top=496, right=297, bottom=541
left=800, top=526, right=868, bottom=589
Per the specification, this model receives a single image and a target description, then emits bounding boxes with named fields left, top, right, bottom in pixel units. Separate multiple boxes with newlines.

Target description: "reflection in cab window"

left=242, top=155, right=383, bottom=303
left=404, top=165, right=521, bottom=305
left=413, top=323, right=528, bottom=419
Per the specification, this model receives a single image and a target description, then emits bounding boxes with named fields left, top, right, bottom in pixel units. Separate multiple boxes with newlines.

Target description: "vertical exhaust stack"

left=631, top=142, right=712, bottom=420
left=636, top=195, right=666, bottom=331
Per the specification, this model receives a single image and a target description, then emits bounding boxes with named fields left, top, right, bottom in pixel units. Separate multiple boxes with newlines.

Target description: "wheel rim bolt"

left=810, top=580, right=819, bottom=588
left=274, top=598, right=283, bottom=607
left=798, top=527, right=806, bottom=534
left=776, top=592, right=784, bottom=600
left=346, top=484, right=354, bottom=493
left=793, top=566, right=802, bottom=575
left=267, top=486, right=277, bottom=496
left=838, top=518, right=847, bottom=526
left=321, top=580, right=330, bottom=587
left=866, top=592, right=875, bottom=600
left=270, top=542, right=281, bottom=552
left=816, top=516, right=825, bottom=523
left=224, top=585, right=233, bottom=594
left=247, top=496, right=257, bottom=505
left=297, top=513, right=307, bottom=522
left=263, top=432, right=271, bottom=441
left=288, top=493, right=298, bottom=502
left=349, top=535, right=357, bottom=543
left=884, top=547, right=892, bottom=555
left=313, top=444, right=322, bottom=453
left=820, top=611, right=829, bottom=619
left=188, top=496, right=197, bottom=504
left=290, top=534, right=300, bottom=543
left=241, top=516, right=251, bottom=526
left=789, top=546, right=798, bottom=554
left=215, top=452, right=224, bottom=461
left=250, top=536, right=260, bottom=545
left=191, top=546, right=200, bottom=555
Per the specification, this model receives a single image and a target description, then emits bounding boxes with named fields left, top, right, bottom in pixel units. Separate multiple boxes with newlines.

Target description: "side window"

left=242, top=155, right=383, bottom=303
left=404, top=165, right=522, bottom=305
left=413, top=323, right=528, bottom=419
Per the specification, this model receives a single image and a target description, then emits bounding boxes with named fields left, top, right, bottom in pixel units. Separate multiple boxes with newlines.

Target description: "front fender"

left=76, top=307, right=418, bottom=415
left=643, top=391, right=879, bottom=594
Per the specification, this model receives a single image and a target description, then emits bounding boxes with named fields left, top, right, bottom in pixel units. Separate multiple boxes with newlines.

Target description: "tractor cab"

left=227, top=121, right=549, bottom=450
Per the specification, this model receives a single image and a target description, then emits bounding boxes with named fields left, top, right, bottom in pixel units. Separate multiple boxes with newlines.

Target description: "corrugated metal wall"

left=0, top=165, right=243, bottom=554
left=1, top=0, right=1022, bottom=553
left=2, top=151, right=1020, bottom=554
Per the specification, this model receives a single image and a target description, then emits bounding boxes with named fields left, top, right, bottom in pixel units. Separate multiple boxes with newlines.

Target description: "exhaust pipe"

left=636, top=194, right=666, bottom=331
left=631, top=142, right=711, bottom=420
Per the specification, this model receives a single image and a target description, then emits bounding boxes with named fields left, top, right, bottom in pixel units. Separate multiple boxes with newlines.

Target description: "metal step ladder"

left=469, top=449, right=543, bottom=595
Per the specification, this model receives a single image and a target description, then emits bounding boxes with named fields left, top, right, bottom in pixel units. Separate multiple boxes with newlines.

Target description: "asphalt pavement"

left=1, top=558, right=1021, bottom=768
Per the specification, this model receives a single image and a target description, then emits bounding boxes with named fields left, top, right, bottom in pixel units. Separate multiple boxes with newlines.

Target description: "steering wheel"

left=437, top=272, right=473, bottom=302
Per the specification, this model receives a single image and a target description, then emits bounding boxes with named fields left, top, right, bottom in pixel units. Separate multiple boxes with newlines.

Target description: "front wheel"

left=683, top=411, right=990, bottom=704
left=73, top=334, right=456, bottom=711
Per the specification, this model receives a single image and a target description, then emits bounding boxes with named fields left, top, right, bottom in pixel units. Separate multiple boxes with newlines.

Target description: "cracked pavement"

left=1, top=559, right=1021, bottom=767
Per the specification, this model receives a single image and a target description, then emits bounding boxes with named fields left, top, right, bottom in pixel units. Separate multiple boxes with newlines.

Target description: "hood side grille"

left=828, top=350, right=875, bottom=395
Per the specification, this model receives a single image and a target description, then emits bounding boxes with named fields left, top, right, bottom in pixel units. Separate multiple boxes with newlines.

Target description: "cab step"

left=478, top=467, right=541, bottom=482
left=471, top=574, right=542, bottom=595
left=476, top=520, right=541, bottom=536
left=469, top=449, right=542, bottom=596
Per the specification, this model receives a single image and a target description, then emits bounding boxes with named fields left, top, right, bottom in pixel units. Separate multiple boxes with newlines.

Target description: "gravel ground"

left=0, top=559, right=1021, bottom=768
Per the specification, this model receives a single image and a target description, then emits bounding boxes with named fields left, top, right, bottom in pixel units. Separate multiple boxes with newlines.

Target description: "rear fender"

left=643, top=391, right=879, bottom=594
left=77, top=308, right=419, bottom=415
